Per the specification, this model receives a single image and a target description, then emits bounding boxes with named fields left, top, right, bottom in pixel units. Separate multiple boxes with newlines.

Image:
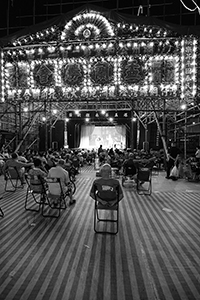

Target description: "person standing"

left=195, top=146, right=200, bottom=162
left=166, top=142, right=181, bottom=179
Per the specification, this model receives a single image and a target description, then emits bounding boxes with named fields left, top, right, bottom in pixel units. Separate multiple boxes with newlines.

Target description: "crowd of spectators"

left=0, top=146, right=163, bottom=177
left=1, top=143, right=200, bottom=182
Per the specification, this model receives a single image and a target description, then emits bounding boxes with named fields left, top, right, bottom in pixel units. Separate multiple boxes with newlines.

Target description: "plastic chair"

left=93, top=184, right=120, bottom=234
left=4, top=166, right=24, bottom=192
left=136, top=167, right=152, bottom=195
left=25, top=174, right=46, bottom=213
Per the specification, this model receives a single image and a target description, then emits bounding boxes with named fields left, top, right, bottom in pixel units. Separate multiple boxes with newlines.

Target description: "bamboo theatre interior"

left=0, top=5, right=200, bottom=156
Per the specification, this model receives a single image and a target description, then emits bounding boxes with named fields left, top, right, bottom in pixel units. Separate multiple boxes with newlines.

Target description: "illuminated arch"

left=61, top=12, right=115, bottom=41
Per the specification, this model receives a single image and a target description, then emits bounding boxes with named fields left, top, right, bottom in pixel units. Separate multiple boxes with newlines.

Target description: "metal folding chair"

left=94, top=184, right=120, bottom=234
left=41, top=177, right=68, bottom=218
left=25, top=174, right=46, bottom=213
left=0, top=207, right=4, bottom=217
left=136, top=166, right=152, bottom=195
left=4, top=166, right=24, bottom=192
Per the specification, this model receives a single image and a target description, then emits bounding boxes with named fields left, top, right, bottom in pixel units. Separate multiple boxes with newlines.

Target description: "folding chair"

left=25, top=174, right=46, bottom=213
left=4, top=166, right=24, bottom=192
left=136, top=166, right=152, bottom=195
left=0, top=207, right=4, bottom=217
left=94, top=184, right=120, bottom=234
left=41, top=177, right=68, bottom=218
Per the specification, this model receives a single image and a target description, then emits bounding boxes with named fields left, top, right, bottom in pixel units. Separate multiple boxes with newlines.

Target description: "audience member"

left=4, top=152, right=33, bottom=184
left=90, top=163, right=124, bottom=206
left=47, top=159, right=76, bottom=205
left=122, top=152, right=137, bottom=179
left=28, top=158, right=47, bottom=193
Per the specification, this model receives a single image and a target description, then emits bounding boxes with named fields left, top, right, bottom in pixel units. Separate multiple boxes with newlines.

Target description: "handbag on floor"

left=170, top=165, right=179, bottom=180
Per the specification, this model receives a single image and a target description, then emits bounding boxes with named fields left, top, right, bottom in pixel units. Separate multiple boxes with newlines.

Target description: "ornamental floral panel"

left=18, top=64, right=29, bottom=88
left=5, top=64, right=18, bottom=88
left=61, top=63, right=84, bottom=86
left=121, top=58, right=146, bottom=84
left=163, top=60, right=175, bottom=83
left=33, top=63, right=55, bottom=87
left=151, top=59, right=175, bottom=84
left=151, top=61, right=162, bottom=84
left=90, top=61, right=114, bottom=85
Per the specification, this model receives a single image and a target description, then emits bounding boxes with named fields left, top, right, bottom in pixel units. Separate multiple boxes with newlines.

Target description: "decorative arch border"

left=61, top=12, right=115, bottom=41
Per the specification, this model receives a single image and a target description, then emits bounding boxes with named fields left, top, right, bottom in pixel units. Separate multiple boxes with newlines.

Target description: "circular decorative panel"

left=34, top=64, right=54, bottom=86
left=121, top=59, right=145, bottom=84
left=90, top=61, right=114, bottom=85
left=61, top=63, right=83, bottom=86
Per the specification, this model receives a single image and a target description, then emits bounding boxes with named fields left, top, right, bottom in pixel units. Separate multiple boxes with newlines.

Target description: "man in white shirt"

left=47, top=159, right=76, bottom=205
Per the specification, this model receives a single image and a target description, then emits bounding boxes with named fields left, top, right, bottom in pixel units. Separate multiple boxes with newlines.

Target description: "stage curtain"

left=79, top=125, right=95, bottom=149
left=115, top=125, right=125, bottom=136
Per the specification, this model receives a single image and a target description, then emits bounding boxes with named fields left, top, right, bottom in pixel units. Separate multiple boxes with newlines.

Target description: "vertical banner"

left=181, top=38, right=197, bottom=103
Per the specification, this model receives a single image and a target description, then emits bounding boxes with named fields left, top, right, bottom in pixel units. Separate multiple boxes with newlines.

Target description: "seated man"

left=90, top=163, right=124, bottom=206
left=47, top=159, right=76, bottom=205
left=4, top=152, right=33, bottom=184
left=122, top=153, right=137, bottom=180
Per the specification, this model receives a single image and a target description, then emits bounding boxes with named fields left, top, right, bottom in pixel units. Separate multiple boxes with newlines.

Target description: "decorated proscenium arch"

left=0, top=7, right=198, bottom=110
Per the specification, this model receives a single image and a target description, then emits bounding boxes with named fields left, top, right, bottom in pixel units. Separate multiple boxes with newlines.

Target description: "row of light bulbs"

left=6, top=39, right=178, bottom=58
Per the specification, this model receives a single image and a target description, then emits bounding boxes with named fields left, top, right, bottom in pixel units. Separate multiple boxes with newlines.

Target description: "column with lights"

left=64, top=118, right=69, bottom=148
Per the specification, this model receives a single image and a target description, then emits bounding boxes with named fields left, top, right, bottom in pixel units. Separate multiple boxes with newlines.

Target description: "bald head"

left=100, top=163, right=112, bottom=178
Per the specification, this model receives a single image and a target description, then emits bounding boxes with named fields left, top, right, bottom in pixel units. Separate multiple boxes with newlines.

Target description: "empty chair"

left=0, top=207, right=4, bottom=217
left=136, top=166, right=152, bottom=195
left=0, top=196, right=4, bottom=217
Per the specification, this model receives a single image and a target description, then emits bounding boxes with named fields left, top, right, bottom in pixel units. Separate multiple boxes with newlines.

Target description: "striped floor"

left=0, top=166, right=200, bottom=300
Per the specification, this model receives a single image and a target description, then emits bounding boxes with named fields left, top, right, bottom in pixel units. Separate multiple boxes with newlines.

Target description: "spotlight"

left=23, top=107, right=28, bottom=112
left=75, top=110, right=80, bottom=115
left=180, top=104, right=187, bottom=110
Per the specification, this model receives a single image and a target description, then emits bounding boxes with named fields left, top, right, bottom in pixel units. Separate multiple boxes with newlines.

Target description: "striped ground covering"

left=0, top=167, right=200, bottom=300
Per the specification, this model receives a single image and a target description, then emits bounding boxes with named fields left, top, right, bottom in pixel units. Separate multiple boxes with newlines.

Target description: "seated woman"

left=4, top=152, right=33, bottom=184
left=90, top=163, right=124, bottom=206
left=28, top=158, right=47, bottom=193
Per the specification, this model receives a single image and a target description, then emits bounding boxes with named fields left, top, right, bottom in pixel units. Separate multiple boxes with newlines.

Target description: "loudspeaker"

left=52, top=120, right=64, bottom=150
left=39, top=120, right=64, bottom=151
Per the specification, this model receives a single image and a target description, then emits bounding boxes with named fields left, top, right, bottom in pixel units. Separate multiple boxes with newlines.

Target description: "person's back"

left=47, top=159, right=76, bottom=205
left=29, top=158, right=47, bottom=193
left=123, top=153, right=137, bottom=176
left=48, top=159, right=70, bottom=195
left=90, top=163, right=123, bottom=206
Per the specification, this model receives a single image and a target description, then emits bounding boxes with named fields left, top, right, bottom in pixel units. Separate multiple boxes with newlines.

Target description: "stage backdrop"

left=79, top=125, right=126, bottom=150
